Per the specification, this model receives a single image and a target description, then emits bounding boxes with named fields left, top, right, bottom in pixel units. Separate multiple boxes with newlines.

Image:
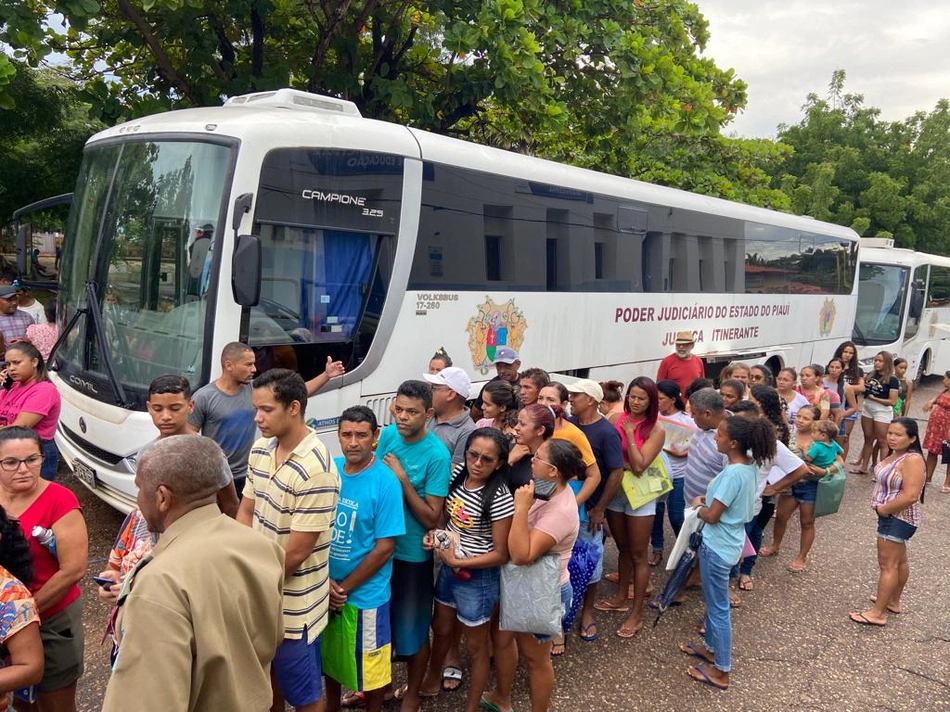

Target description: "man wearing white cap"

left=424, top=367, right=476, bottom=466
left=566, top=379, right=624, bottom=643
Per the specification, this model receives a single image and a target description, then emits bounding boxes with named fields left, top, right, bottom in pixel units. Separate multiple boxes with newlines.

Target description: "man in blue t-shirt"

left=375, top=380, right=451, bottom=712
left=567, top=379, right=624, bottom=642
left=325, top=406, right=405, bottom=712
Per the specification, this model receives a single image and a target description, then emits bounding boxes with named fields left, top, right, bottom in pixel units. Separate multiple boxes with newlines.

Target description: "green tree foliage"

left=1, top=0, right=788, bottom=207
left=774, top=70, right=950, bottom=253
left=0, top=61, right=103, bottom=223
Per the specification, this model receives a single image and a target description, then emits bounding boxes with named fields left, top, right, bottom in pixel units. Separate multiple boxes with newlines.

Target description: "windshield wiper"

left=48, top=281, right=130, bottom=407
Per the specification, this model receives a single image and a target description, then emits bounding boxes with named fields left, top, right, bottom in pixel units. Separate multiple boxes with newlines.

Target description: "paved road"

left=69, top=378, right=950, bottom=711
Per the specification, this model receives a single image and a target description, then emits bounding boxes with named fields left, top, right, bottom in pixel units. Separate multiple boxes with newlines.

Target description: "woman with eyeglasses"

left=749, top=364, right=775, bottom=387
left=0, top=343, right=62, bottom=481
left=0, top=427, right=88, bottom=712
left=482, top=439, right=582, bottom=712
left=421, top=428, right=514, bottom=712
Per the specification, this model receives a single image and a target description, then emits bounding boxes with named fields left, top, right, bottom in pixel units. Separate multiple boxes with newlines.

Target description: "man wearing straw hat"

left=657, top=331, right=705, bottom=396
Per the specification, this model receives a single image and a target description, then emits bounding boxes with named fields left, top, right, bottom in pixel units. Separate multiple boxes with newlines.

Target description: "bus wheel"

left=915, top=351, right=930, bottom=386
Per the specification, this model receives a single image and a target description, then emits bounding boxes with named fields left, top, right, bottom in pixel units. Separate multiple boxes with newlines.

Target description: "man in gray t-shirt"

left=189, top=343, right=258, bottom=493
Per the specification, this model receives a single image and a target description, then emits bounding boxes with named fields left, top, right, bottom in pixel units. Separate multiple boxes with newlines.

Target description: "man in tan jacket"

left=103, top=435, right=285, bottom=712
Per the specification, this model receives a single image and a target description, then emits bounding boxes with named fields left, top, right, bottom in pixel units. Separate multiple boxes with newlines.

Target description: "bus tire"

left=916, top=351, right=930, bottom=386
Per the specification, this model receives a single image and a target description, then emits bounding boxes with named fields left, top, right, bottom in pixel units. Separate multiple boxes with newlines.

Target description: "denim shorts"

left=791, top=478, right=818, bottom=504
left=606, top=488, right=656, bottom=517
left=434, top=564, right=499, bottom=627
left=877, top=514, right=917, bottom=544
left=273, top=634, right=323, bottom=707
left=534, top=581, right=574, bottom=642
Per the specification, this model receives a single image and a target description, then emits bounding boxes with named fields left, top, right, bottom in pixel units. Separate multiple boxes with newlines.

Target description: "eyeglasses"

left=0, top=455, right=43, bottom=472
left=465, top=450, right=497, bottom=465
left=531, top=453, right=555, bottom=468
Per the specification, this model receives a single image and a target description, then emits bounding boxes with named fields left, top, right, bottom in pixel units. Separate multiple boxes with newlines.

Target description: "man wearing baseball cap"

left=424, top=367, right=476, bottom=467
left=0, top=283, right=34, bottom=347
left=471, top=347, right=521, bottom=422
left=566, top=379, right=624, bottom=642
left=657, top=330, right=704, bottom=397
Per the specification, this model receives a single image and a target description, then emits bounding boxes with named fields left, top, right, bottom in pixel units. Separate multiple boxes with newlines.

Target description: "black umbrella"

left=653, top=527, right=703, bottom=627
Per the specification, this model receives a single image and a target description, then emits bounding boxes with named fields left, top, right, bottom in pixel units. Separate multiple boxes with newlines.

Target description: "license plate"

left=73, top=460, right=97, bottom=490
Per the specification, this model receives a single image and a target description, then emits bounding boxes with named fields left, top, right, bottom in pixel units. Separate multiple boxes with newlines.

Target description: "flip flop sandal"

left=341, top=691, right=368, bottom=709
left=786, top=563, right=806, bottom=574
left=941, top=486, right=950, bottom=494
left=550, top=640, right=566, bottom=657
left=869, top=595, right=902, bottom=614
left=394, top=684, right=439, bottom=701
left=738, top=576, right=754, bottom=591
left=616, top=622, right=643, bottom=639
left=594, top=599, right=630, bottom=612
left=849, top=612, right=886, bottom=627
left=479, top=696, right=514, bottom=712
left=687, top=664, right=729, bottom=690
left=648, top=552, right=662, bottom=567
left=579, top=622, right=599, bottom=642
left=604, top=571, right=620, bottom=584
left=758, top=546, right=779, bottom=557
left=441, top=666, right=464, bottom=691
left=679, top=641, right=715, bottom=665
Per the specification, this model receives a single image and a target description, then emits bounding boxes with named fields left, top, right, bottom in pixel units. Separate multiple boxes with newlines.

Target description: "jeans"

left=700, top=542, right=733, bottom=673
left=40, top=439, right=58, bottom=482
left=650, top=478, right=685, bottom=550
left=739, top=497, right=775, bottom=577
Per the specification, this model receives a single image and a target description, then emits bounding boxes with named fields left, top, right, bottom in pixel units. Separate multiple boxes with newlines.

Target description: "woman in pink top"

left=25, top=299, right=58, bottom=362
left=850, top=417, right=924, bottom=627
left=482, top=439, right=581, bottom=712
left=595, top=376, right=665, bottom=640
left=0, top=343, right=61, bottom=481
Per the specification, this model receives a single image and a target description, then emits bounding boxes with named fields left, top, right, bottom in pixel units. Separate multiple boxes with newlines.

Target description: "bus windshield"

left=57, top=139, right=233, bottom=403
left=853, top=262, right=909, bottom=345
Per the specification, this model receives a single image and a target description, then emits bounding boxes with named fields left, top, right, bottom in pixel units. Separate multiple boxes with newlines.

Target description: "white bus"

left=853, top=237, right=950, bottom=379
left=52, top=89, right=860, bottom=512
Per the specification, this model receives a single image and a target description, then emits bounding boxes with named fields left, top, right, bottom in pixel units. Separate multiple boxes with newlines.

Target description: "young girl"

left=853, top=351, right=899, bottom=474
left=825, top=357, right=857, bottom=452
left=422, top=429, right=514, bottom=712
left=475, top=380, right=519, bottom=431
left=893, top=358, right=913, bottom=417
left=681, top=415, right=776, bottom=691
left=835, top=341, right=865, bottom=459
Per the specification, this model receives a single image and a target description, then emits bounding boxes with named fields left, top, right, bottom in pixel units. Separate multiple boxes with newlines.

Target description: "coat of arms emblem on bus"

left=819, top=298, right=836, bottom=337
left=467, top=298, right=528, bottom=375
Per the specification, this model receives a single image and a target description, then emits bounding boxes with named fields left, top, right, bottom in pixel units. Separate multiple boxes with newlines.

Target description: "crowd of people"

left=0, top=302, right=940, bottom=709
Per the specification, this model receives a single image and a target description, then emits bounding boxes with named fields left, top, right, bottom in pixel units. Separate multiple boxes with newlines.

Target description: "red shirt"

left=656, top=353, right=705, bottom=396
left=0, top=380, right=61, bottom=441
left=17, top=484, right=82, bottom=618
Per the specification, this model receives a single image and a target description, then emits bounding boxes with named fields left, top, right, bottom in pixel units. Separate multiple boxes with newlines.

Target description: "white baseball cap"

left=423, top=367, right=471, bottom=399
left=566, top=379, right=604, bottom=402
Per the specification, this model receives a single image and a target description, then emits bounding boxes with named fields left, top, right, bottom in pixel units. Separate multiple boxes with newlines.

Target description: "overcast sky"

left=697, top=1, right=950, bottom=138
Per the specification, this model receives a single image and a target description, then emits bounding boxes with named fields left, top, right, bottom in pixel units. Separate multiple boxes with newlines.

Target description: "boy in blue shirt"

left=324, top=406, right=405, bottom=712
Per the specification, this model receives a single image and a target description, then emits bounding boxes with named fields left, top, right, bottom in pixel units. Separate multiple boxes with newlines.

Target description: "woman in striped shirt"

left=850, top=417, right=925, bottom=627
left=422, top=428, right=514, bottom=712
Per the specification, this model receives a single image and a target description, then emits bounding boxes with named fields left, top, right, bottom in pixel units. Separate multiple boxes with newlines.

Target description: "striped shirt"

left=245, top=429, right=340, bottom=642
left=872, top=453, right=922, bottom=527
left=683, top=428, right=728, bottom=503
left=445, top=465, right=514, bottom=556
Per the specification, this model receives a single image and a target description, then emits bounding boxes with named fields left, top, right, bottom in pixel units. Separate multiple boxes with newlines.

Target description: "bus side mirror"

left=909, top=289, right=924, bottom=319
left=232, top=234, right=261, bottom=307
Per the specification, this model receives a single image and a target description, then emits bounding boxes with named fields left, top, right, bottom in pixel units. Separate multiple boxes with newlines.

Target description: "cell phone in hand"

left=533, top=479, right=557, bottom=501
left=93, top=575, right=116, bottom=590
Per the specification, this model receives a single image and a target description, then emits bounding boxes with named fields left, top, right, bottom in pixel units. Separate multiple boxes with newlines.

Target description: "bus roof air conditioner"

left=224, top=89, right=362, bottom=117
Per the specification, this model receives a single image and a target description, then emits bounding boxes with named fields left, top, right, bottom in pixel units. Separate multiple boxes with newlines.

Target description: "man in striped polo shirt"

left=237, top=369, right=341, bottom=712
